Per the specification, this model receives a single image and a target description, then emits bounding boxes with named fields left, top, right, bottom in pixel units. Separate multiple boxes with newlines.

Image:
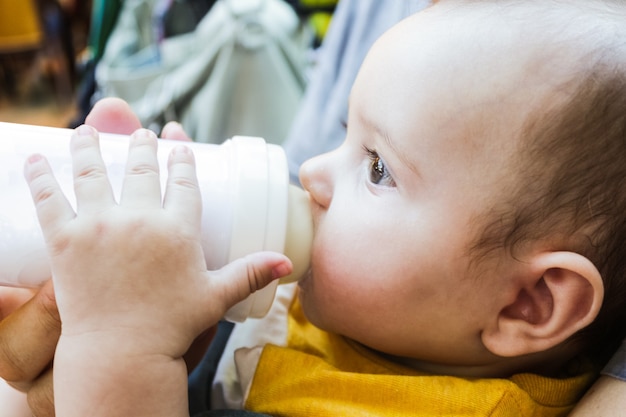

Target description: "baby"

left=9, top=0, right=626, bottom=415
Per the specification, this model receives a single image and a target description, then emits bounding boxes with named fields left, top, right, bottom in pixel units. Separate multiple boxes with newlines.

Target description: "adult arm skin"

left=0, top=283, right=58, bottom=417
left=569, top=376, right=626, bottom=417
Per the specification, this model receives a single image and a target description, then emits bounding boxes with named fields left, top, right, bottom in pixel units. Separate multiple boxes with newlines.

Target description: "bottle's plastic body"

left=0, top=122, right=312, bottom=321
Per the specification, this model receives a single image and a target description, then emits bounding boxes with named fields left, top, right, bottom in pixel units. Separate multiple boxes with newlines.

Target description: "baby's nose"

left=299, top=154, right=333, bottom=209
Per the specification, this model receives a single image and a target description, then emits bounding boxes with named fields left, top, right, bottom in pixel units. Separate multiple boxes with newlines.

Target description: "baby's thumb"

left=211, top=252, right=293, bottom=312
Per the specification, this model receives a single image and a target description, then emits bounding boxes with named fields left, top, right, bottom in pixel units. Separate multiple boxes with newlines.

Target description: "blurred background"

left=0, top=0, right=336, bottom=134
left=0, top=0, right=89, bottom=126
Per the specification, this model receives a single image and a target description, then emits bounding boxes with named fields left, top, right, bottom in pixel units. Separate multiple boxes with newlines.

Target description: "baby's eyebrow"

left=381, top=130, right=421, bottom=179
left=358, top=111, right=421, bottom=179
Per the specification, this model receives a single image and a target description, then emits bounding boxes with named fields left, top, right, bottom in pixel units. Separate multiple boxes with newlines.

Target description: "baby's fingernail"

left=133, top=128, right=156, bottom=138
left=272, top=262, right=292, bottom=279
left=75, top=124, right=96, bottom=138
left=172, top=145, right=191, bottom=155
left=27, top=153, right=44, bottom=164
left=131, top=129, right=158, bottom=144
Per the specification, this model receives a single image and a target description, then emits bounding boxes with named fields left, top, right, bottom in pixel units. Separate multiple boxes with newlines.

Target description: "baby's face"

left=298, top=2, right=569, bottom=365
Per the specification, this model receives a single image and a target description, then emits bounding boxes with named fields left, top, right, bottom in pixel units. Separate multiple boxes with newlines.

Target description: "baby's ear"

left=482, top=252, right=603, bottom=357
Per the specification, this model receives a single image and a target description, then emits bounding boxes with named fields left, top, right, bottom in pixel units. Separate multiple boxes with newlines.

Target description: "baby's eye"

left=364, top=147, right=396, bottom=187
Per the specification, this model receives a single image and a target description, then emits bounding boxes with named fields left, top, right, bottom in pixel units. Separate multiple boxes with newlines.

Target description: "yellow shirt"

left=244, top=299, right=594, bottom=417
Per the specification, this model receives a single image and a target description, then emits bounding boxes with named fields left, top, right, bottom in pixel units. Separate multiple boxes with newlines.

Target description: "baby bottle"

left=0, top=122, right=312, bottom=322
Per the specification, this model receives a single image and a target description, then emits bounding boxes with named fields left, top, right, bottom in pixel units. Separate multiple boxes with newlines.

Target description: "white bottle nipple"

left=280, top=185, right=313, bottom=284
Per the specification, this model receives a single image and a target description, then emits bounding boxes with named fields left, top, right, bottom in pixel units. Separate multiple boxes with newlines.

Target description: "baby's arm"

left=24, top=125, right=291, bottom=417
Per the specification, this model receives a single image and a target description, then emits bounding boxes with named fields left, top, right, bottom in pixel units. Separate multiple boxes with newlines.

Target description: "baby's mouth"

left=296, top=268, right=313, bottom=288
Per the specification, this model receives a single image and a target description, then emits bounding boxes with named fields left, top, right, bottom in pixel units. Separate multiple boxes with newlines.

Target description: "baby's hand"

left=24, top=125, right=291, bottom=416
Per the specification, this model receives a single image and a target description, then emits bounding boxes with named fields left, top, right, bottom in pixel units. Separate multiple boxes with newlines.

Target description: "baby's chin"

left=295, top=268, right=369, bottom=340
left=296, top=280, right=316, bottom=320
left=296, top=280, right=333, bottom=331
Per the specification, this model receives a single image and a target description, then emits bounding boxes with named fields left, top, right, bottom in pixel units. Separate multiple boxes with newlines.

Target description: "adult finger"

left=119, top=129, right=162, bottom=208
left=26, top=368, right=54, bottom=417
left=70, top=125, right=116, bottom=213
left=0, top=288, right=36, bottom=320
left=0, top=281, right=60, bottom=385
left=85, top=98, right=142, bottom=135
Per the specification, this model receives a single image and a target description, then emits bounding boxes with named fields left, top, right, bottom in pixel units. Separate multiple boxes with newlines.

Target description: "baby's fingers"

left=24, top=154, right=74, bottom=241
left=163, top=145, right=201, bottom=225
left=70, top=125, right=116, bottom=213
left=119, top=129, right=162, bottom=208
left=208, top=252, right=292, bottom=314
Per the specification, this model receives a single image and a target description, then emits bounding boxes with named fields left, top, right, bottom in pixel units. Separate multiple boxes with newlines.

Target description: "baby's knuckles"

left=51, top=208, right=195, bottom=263
left=51, top=211, right=209, bottom=353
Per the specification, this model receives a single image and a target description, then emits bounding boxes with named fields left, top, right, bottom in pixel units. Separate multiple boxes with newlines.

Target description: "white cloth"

left=211, top=283, right=297, bottom=409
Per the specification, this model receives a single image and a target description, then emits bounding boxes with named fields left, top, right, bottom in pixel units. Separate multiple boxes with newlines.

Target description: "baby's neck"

left=379, top=347, right=579, bottom=379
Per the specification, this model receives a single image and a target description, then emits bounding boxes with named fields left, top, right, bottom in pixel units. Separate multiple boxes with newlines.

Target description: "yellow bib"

left=245, top=298, right=594, bottom=417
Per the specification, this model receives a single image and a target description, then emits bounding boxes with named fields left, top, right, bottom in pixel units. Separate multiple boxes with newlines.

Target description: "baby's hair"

left=470, top=13, right=626, bottom=365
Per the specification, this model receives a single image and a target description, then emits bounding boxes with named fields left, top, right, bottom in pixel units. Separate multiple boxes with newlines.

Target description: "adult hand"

left=0, top=281, right=59, bottom=417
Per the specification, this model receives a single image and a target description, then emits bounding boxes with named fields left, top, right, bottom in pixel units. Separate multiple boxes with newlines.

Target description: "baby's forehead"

left=358, top=0, right=625, bottom=132
left=400, top=0, right=615, bottom=61
left=375, top=0, right=613, bottom=110
left=374, top=8, right=573, bottom=102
